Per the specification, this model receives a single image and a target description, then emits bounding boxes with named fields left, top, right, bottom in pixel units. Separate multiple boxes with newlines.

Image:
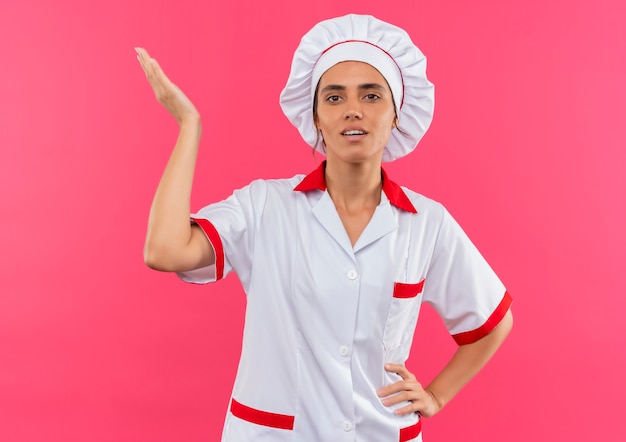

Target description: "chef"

left=138, top=13, right=513, bottom=441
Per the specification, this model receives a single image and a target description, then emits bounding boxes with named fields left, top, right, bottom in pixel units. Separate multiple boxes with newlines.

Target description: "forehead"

left=318, top=61, right=389, bottom=88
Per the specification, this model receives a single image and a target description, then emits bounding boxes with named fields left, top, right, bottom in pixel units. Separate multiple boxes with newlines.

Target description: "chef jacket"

left=179, top=162, right=512, bottom=441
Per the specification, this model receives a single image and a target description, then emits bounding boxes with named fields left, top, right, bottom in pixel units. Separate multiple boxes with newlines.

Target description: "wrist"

left=179, top=114, right=202, bottom=134
left=425, top=387, right=444, bottom=412
left=180, top=112, right=201, bottom=126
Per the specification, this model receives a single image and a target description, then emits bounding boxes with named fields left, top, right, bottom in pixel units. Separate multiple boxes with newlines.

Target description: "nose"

left=343, top=99, right=363, bottom=119
left=344, top=110, right=363, bottom=119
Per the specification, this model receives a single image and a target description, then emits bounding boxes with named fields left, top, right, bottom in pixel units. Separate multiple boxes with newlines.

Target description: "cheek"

left=370, top=123, right=394, bottom=151
left=315, top=113, right=334, bottom=133
left=375, top=113, right=396, bottom=139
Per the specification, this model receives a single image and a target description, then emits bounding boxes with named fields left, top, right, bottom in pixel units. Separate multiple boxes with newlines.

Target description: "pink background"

left=1, top=0, right=625, bottom=440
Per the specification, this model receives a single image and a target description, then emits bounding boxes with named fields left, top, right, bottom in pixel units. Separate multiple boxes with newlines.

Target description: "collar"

left=293, top=161, right=417, bottom=213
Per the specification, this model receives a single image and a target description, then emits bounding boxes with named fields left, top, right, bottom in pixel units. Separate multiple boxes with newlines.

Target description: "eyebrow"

left=319, top=83, right=388, bottom=94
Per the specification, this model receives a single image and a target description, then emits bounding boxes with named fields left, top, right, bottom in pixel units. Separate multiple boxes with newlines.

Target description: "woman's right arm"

left=136, top=47, right=215, bottom=272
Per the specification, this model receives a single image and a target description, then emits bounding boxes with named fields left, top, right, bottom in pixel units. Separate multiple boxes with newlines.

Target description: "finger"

left=395, top=391, right=437, bottom=417
left=135, top=47, right=150, bottom=69
left=149, top=57, right=174, bottom=87
left=135, top=48, right=156, bottom=81
left=377, top=379, right=419, bottom=398
left=377, top=380, right=401, bottom=397
left=393, top=402, right=421, bottom=416
left=135, top=47, right=156, bottom=68
left=135, top=48, right=161, bottom=82
left=135, top=47, right=149, bottom=58
left=385, top=389, right=430, bottom=414
left=135, top=52, right=171, bottom=100
left=384, top=363, right=416, bottom=381
left=381, top=389, right=413, bottom=406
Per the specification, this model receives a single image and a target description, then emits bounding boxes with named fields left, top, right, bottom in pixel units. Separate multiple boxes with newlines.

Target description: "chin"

left=333, top=149, right=384, bottom=165
left=326, top=143, right=383, bottom=163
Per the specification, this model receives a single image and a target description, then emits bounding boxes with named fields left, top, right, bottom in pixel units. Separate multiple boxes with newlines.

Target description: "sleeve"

left=422, top=206, right=513, bottom=345
left=177, top=180, right=268, bottom=286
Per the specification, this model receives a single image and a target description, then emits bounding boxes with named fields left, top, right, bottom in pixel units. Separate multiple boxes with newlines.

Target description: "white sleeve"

left=422, top=207, right=512, bottom=345
left=177, top=179, right=268, bottom=286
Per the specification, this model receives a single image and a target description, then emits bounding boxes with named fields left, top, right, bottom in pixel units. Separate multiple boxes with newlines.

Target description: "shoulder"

left=241, top=174, right=307, bottom=197
left=227, top=174, right=309, bottom=212
left=233, top=173, right=306, bottom=196
left=399, top=186, right=448, bottom=221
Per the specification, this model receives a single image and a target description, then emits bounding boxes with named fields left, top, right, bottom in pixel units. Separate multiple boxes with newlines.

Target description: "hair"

left=312, top=83, right=324, bottom=155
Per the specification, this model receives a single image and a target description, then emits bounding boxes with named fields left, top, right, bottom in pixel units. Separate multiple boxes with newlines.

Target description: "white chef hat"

left=280, top=14, right=435, bottom=162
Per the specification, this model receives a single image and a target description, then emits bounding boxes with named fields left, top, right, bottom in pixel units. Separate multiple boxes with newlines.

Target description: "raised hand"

left=135, top=47, right=200, bottom=126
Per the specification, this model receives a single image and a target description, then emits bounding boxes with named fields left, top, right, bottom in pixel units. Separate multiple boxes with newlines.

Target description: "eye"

left=364, top=93, right=380, bottom=101
left=325, top=95, right=342, bottom=103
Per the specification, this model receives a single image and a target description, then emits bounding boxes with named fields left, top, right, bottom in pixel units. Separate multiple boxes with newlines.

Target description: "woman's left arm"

left=378, top=308, right=513, bottom=418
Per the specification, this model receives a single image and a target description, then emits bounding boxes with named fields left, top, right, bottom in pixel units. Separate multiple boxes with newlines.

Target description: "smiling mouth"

left=342, top=130, right=367, bottom=136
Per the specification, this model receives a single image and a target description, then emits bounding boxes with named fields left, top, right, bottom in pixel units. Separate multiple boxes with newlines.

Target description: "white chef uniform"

left=179, top=161, right=512, bottom=441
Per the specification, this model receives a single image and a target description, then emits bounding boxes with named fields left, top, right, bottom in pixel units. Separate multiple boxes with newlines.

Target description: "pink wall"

left=1, top=0, right=625, bottom=440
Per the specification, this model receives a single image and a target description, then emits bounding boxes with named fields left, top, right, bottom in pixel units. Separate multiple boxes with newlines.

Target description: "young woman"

left=138, top=14, right=513, bottom=442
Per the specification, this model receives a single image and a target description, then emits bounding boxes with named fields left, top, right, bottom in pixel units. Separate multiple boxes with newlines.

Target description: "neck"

left=324, top=160, right=382, bottom=211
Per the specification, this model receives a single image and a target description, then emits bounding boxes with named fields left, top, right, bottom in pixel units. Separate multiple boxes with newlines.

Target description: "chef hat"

left=280, top=14, right=434, bottom=162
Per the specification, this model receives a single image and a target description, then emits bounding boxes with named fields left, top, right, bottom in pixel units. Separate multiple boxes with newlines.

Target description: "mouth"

left=342, top=130, right=367, bottom=136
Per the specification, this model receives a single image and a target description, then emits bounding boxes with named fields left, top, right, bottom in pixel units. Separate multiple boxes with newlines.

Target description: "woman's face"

left=314, top=61, right=396, bottom=165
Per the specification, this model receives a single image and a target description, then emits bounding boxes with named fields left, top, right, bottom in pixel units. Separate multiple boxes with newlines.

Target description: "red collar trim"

left=294, top=162, right=417, bottom=214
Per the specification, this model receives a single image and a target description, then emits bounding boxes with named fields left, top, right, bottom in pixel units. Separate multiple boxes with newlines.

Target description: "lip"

left=341, top=126, right=369, bottom=138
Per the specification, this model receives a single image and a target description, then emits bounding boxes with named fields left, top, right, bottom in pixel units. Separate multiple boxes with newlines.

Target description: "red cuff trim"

left=399, top=419, right=422, bottom=441
left=393, top=279, right=425, bottom=298
left=230, top=398, right=295, bottom=430
left=452, top=291, right=513, bottom=345
left=191, top=217, right=224, bottom=281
